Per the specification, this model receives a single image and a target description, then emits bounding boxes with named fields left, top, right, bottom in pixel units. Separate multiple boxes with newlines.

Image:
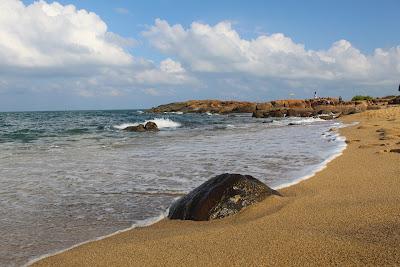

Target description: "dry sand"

left=33, top=107, right=400, bottom=266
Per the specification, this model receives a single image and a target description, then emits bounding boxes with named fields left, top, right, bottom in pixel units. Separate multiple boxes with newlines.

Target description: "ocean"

left=0, top=110, right=346, bottom=266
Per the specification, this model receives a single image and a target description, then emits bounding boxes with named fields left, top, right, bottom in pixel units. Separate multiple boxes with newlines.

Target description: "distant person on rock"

left=314, top=91, right=318, bottom=99
left=339, top=96, right=343, bottom=103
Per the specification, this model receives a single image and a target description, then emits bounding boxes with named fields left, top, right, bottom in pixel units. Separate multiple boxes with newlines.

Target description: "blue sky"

left=23, top=0, right=400, bottom=52
left=1, top=0, right=400, bottom=111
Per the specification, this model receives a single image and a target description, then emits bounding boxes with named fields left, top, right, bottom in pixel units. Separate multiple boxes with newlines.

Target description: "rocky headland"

left=149, top=96, right=400, bottom=119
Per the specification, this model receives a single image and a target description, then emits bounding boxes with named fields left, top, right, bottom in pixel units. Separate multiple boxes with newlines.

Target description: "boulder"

left=266, top=109, right=286, bottom=117
left=252, top=110, right=265, bottom=118
left=286, top=108, right=315, bottom=117
left=168, top=173, right=280, bottom=221
left=389, top=96, right=400, bottom=105
left=144, top=121, right=159, bottom=131
left=319, top=114, right=336, bottom=120
left=123, top=122, right=159, bottom=132
left=256, top=102, right=273, bottom=111
left=124, top=124, right=146, bottom=132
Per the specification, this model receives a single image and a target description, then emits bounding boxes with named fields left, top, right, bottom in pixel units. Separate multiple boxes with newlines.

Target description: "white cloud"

left=143, top=19, right=400, bottom=86
left=142, top=88, right=162, bottom=96
left=0, top=1, right=194, bottom=98
left=160, top=58, right=185, bottom=73
left=0, top=0, right=132, bottom=68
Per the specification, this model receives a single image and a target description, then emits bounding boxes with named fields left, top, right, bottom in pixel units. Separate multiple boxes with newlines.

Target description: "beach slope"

left=33, top=107, right=400, bottom=266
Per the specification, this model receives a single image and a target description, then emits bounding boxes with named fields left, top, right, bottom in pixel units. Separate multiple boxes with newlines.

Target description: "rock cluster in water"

left=123, top=121, right=159, bottom=132
left=168, top=173, right=281, bottom=221
left=149, top=96, right=400, bottom=118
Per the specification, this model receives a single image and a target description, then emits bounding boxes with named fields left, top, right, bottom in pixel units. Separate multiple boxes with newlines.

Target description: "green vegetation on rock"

left=351, top=95, right=373, bottom=101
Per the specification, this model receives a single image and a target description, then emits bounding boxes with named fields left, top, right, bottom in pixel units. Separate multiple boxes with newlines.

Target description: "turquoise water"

left=0, top=110, right=345, bottom=266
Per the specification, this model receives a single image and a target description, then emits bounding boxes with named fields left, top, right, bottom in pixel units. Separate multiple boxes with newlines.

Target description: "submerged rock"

left=168, top=173, right=280, bottom=221
left=124, top=124, right=146, bottom=132
left=144, top=121, right=159, bottom=131
left=123, top=122, right=159, bottom=132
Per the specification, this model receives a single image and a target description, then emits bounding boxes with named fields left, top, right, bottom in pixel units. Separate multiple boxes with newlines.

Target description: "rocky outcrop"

left=252, top=98, right=370, bottom=118
left=150, top=100, right=257, bottom=114
left=168, top=173, right=280, bottom=221
left=150, top=96, right=400, bottom=119
left=124, top=122, right=159, bottom=132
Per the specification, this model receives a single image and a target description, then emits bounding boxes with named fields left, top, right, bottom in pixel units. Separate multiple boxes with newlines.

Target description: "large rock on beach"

left=168, top=173, right=280, bottom=221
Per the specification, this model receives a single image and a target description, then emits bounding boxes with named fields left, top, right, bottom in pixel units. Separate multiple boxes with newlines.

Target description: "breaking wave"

left=113, top=118, right=181, bottom=130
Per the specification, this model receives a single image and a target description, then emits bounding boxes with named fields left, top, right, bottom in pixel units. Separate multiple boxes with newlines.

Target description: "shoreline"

left=32, top=107, right=400, bottom=266
left=26, top=120, right=348, bottom=266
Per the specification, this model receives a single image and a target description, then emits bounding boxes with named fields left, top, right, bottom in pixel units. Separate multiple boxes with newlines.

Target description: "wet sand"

left=32, top=107, right=400, bottom=266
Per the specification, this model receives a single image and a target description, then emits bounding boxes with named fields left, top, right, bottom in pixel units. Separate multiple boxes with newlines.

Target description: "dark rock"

left=267, top=109, right=286, bottom=117
left=319, top=114, right=337, bottom=120
left=252, top=110, right=265, bottom=118
left=389, top=96, right=400, bottom=105
left=124, top=124, right=146, bottom=132
left=168, top=173, right=280, bottom=221
left=144, top=121, right=159, bottom=131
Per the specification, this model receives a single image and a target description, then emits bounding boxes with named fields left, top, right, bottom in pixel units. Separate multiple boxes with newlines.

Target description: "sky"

left=0, top=0, right=399, bottom=111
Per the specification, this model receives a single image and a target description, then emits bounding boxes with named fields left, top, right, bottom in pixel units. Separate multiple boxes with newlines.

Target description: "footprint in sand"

left=376, top=149, right=390, bottom=154
left=360, top=143, right=389, bottom=149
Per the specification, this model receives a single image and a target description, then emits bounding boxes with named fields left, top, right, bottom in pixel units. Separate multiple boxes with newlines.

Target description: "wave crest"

left=114, top=118, right=181, bottom=130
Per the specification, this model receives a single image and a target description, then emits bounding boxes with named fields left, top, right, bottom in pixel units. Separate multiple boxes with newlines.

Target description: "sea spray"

left=113, top=118, right=182, bottom=130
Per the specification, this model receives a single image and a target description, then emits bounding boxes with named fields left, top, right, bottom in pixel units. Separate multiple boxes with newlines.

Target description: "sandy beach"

left=32, top=107, right=400, bottom=266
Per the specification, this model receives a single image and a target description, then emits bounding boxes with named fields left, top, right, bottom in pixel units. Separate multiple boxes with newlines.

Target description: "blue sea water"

left=0, top=110, right=346, bottom=266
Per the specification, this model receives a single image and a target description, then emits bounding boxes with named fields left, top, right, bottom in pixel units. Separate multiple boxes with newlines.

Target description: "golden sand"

left=33, top=107, right=400, bottom=266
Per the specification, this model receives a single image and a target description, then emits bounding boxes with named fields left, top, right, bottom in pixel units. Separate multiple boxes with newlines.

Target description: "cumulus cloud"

left=0, top=0, right=133, bottom=68
left=143, top=19, right=400, bottom=86
left=0, top=0, right=194, bottom=100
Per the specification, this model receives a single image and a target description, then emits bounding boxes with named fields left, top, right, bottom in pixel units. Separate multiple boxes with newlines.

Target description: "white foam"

left=270, top=117, right=324, bottom=127
left=114, top=118, right=181, bottom=130
left=164, top=111, right=183, bottom=115
left=273, top=130, right=347, bottom=190
left=25, top=211, right=168, bottom=267
left=147, top=118, right=181, bottom=128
